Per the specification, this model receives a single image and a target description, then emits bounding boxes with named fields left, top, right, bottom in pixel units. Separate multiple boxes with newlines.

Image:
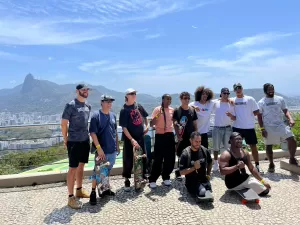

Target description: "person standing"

left=148, top=94, right=175, bottom=188
left=89, top=95, right=120, bottom=205
left=231, top=83, right=263, bottom=173
left=189, top=86, right=214, bottom=149
left=211, top=87, right=236, bottom=172
left=173, top=92, right=198, bottom=179
left=61, top=84, right=91, bottom=209
left=119, top=88, right=149, bottom=191
left=257, top=83, right=299, bottom=172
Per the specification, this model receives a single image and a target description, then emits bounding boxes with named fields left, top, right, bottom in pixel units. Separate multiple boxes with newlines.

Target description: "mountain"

left=0, top=74, right=299, bottom=115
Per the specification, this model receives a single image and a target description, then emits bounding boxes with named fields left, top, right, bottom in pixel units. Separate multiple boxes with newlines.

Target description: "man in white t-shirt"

left=231, top=83, right=263, bottom=174
left=189, top=86, right=214, bottom=149
left=211, top=87, right=236, bottom=171
left=257, top=83, right=298, bottom=172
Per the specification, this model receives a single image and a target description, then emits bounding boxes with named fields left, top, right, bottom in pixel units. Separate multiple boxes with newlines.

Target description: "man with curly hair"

left=189, top=86, right=215, bottom=149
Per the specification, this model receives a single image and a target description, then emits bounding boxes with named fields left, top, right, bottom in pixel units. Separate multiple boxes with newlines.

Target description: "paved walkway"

left=1, top=158, right=300, bottom=225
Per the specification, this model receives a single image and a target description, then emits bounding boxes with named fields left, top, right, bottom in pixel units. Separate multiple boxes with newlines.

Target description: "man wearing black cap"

left=231, top=83, right=262, bottom=173
left=89, top=94, right=120, bottom=205
left=61, top=83, right=92, bottom=209
left=211, top=87, right=236, bottom=172
left=219, top=132, right=271, bottom=196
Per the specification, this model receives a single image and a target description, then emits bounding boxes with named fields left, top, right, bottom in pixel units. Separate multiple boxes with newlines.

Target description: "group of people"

left=61, top=82, right=298, bottom=209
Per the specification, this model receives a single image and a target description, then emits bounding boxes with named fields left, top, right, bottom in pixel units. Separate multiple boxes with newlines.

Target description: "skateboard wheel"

left=241, top=199, right=247, bottom=204
left=255, top=199, right=260, bottom=203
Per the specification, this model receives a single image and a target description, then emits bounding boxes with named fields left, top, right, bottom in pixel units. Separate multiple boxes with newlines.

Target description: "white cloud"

left=9, top=80, right=16, bottom=84
left=192, top=25, right=197, bottom=29
left=0, top=0, right=212, bottom=45
left=224, top=32, right=295, bottom=49
left=145, top=33, right=162, bottom=40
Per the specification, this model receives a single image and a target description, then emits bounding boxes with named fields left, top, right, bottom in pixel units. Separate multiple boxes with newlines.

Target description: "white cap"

left=125, top=88, right=137, bottom=95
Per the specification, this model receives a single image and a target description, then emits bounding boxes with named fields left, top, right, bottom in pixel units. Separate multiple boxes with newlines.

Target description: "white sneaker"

left=163, top=180, right=171, bottom=186
left=212, top=162, right=219, bottom=172
left=149, top=182, right=157, bottom=189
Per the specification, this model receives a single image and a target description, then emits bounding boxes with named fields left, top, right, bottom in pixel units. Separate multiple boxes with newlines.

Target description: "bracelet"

left=206, top=175, right=210, bottom=180
left=96, top=145, right=101, bottom=150
left=260, top=127, right=265, bottom=131
left=260, top=179, right=265, bottom=184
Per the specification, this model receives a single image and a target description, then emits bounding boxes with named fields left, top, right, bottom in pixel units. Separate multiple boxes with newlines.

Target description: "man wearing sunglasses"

left=89, top=94, right=119, bottom=205
left=211, top=87, right=236, bottom=172
left=119, top=88, right=149, bottom=191
left=173, top=92, right=198, bottom=180
left=61, top=83, right=92, bottom=209
left=231, top=83, right=262, bottom=174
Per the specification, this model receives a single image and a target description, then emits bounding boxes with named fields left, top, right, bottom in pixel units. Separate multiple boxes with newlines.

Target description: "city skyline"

left=0, top=0, right=300, bottom=96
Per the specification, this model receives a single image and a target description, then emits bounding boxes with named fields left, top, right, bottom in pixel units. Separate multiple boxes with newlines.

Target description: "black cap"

left=233, top=83, right=242, bottom=90
left=228, top=132, right=242, bottom=144
left=76, top=83, right=90, bottom=90
left=220, top=87, right=230, bottom=97
left=101, top=94, right=115, bottom=101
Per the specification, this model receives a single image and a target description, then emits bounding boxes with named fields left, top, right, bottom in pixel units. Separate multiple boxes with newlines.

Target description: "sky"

left=0, top=0, right=300, bottom=97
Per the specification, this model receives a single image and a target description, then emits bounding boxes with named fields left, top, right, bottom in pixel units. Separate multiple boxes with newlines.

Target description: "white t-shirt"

left=189, top=101, right=214, bottom=133
left=212, top=99, right=235, bottom=127
left=231, top=95, right=259, bottom=129
left=258, top=95, right=287, bottom=127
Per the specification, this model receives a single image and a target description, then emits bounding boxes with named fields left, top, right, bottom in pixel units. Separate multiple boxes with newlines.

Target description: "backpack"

left=184, top=146, right=208, bottom=167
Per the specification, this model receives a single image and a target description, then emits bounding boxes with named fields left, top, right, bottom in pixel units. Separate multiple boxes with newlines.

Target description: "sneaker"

left=256, top=165, right=264, bottom=174
left=124, top=180, right=130, bottom=192
left=101, top=189, right=115, bottom=197
left=89, top=191, right=97, bottom=205
left=289, top=158, right=299, bottom=166
left=267, top=164, right=275, bottom=173
left=163, top=180, right=171, bottom=186
left=149, top=182, right=157, bottom=189
left=212, top=162, right=219, bottom=172
left=68, top=196, right=82, bottom=209
left=76, top=188, right=90, bottom=198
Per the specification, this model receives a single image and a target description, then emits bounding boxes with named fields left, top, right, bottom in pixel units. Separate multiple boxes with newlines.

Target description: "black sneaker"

left=101, top=189, right=115, bottom=197
left=124, top=180, right=130, bottom=192
left=267, top=163, right=275, bottom=173
left=89, top=191, right=97, bottom=205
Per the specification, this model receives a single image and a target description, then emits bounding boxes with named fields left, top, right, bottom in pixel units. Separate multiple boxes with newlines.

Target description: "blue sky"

left=0, top=0, right=300, bottom=96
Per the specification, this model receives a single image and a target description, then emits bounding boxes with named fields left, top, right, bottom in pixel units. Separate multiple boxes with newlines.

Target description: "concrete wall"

left=1, top=148, right=300, bottom=188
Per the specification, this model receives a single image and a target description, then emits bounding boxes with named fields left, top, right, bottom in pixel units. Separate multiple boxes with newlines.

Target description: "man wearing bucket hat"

left=119, top=88, right=149, bottom=191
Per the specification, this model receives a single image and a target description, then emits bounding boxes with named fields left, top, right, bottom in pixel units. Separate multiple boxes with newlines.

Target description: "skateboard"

left=133, top=146, right=147, bottom=191
left=234, top=188, right=260, bottom=204
left=95, top=159, right=110, bottom=197
left=175, top=116, right=188, bottom=151
left=196, top=190, right=214, bottom=203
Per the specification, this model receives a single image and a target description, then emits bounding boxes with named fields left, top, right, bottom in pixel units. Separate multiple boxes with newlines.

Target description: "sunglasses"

left=80, top=88, right=89, bottom=91
left=222, top=92, right=230, bottom=95
left=127, top=93, right=136, bottom=96
left=102, top=100, right=113, bottom=103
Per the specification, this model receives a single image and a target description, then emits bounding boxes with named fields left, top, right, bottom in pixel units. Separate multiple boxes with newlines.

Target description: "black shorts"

left=67, top=140, right=90, bottom=168
left=232, top=127, right=257, bottom=145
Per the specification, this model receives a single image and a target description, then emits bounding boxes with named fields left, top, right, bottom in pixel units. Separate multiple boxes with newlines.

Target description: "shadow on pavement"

left=144, top=183, right=173, bottom=202
left=266, top=172, right=299, bottom=182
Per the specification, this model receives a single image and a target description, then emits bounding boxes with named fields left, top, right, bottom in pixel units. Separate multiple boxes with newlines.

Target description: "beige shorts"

left=229, top=177, right=266, bottom=195
left=264, top=124, right=294, bottom=145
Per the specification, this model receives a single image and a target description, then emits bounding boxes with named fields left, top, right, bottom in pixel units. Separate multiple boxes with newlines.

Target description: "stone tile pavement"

left=1, top=158, right=300, bottom=225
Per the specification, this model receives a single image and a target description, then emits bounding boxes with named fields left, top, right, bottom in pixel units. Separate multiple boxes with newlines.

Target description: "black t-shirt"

left=119, top=103, right=148, bottom=140
left=224, top=150, right=249, bottom=189
left=173, top=107, right=198, bottom=139
left=179, top=146, right=212, bottom=193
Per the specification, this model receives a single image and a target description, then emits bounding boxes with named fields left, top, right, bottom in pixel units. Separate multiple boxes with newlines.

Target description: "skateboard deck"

left=95, top=159, right=110, bottom=197
left=196, top=190, right=214, bottom=203
left=175, top=116, right=188, bottom=151
left=234, top=188, right=260, bottom=204
left=133, top=146, right=147, bottom=191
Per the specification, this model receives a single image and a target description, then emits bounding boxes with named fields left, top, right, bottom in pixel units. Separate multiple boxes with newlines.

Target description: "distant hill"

left=0, top=74, right=299, bottom=115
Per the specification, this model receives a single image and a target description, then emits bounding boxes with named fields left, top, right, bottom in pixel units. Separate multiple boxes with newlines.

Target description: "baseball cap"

left=233, top=83, right=242, bottom=90
left=220, top=87, right=230, bottom=97
left=125, top=88, right=137, bottom=95
left=76, top=83, right=90, bottom=90
left=101, top=94, right=115, bottom=101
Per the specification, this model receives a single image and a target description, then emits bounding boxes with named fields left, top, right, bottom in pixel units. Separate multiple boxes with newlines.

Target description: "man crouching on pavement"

left=179, top=131, right=213, bottom=198
left=219, top=132, right=271, bottom=196
left=89, top=95, right=120, bottom=205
